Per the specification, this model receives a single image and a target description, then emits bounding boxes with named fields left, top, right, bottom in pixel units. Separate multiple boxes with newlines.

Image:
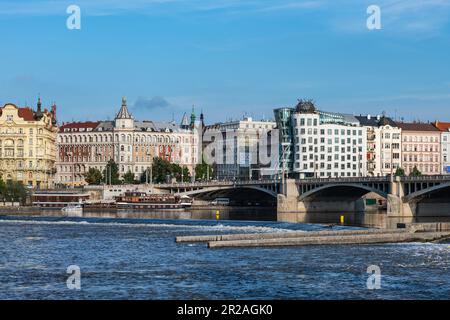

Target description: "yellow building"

left=0, top=99, right=57, bottom=189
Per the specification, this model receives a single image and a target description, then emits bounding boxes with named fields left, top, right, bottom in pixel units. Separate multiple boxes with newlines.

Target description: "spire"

left=51, top=102, right=57, bottom=125
left=116, top=96, right=133, bottom=119
left=181, top=112, right=190, bottom=129
left=37, top=96, right=42, bottom=112
left=190, top=105, right=196, bottom=128
left=35, top=95, right=43, bottom=119
left=200, top=109, right=204, bottom=127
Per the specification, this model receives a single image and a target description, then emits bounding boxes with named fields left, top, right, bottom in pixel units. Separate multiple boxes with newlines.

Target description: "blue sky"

left=0, top=0, right=449, bottom=124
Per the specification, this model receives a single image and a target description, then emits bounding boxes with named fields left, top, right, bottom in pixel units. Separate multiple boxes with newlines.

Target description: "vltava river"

left=0, top=215, right=449, bottom=299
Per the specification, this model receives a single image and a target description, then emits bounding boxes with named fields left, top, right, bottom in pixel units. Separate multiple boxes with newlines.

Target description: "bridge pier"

left=277, top=179, right=300, bottom=221
left=387, top=177, right=416, bottom=218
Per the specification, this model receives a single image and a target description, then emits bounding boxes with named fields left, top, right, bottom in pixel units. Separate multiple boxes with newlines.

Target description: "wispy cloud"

left=133, top=96, right=171, bottom=111
left=0, top=0, right=326, bottom=16
left=256, top=1, right=323, bottom=13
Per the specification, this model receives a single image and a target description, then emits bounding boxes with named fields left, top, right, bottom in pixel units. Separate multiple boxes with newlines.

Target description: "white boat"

left=62, top=204, right=83, bottom=217
left=180, top=195, right=193, bottom=207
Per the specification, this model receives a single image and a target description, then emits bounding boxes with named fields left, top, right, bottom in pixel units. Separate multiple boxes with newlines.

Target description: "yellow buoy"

left=216, top=210, right=220, bottom=221
left=340, top=215, right=345, bottom=224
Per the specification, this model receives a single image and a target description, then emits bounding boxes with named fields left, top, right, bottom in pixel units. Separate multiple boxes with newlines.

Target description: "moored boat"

left=115, top=192, right=192, bottom=210
left=61, top=204, right=83, bottom=217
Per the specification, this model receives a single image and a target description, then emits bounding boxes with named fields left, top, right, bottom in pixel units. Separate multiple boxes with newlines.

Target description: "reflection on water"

left=37, top=207, right=278, bottom=222
left=7, top=206, right=450, bottom=230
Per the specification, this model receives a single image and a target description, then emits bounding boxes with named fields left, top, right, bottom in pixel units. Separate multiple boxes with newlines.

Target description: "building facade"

left=0, top=100, right=57, bottom=188
left=205, top=117, right=277, bottom=180
left=56, top=98, right=199, bottom=186
left=397, top=123, right=441, bottom=175
left=291, top=101, right=367, bottom=178
left=434, top=121, right=450, bottom=174
left=273, top=107, right=295, bottom=177
left=356, top=115, right=402, bottom=177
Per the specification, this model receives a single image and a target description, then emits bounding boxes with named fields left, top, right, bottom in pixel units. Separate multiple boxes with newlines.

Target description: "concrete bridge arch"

left=404, top=182, right=450, bottom=202
left=298, top=183, right=388, bottom=201
left=178, top=186, right=278, bottom=198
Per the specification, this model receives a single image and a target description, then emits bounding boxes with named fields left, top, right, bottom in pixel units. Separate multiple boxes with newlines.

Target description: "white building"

left=356, top=115, right=402, bottom=177
left=291, top=101, right=367, bottom=178
left=205, top=117, right=277, bottom=180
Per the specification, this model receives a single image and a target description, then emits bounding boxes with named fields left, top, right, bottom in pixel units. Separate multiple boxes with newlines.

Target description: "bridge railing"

left=295, top=176, right=390, bottom=184
left=156, top=179, right=281, bottom=188
left=154, top=175, right=450, bottom=189
left=400, top=175, right=450, bottom=182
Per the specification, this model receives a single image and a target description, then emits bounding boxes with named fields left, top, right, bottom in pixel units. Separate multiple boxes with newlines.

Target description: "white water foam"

left=0, top=218, right=291, bottom=234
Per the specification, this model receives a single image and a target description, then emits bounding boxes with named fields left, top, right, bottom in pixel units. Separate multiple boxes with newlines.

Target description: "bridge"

left=154, top=175, right=450, bottom=218
left=156, top=180, right=281, bottom=198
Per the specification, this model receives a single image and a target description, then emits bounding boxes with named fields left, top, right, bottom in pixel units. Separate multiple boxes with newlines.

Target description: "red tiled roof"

left=60, top=121, right=100, bottom=131
left=434, top=121, right=450, bottom=132
left=17, top=107, right=35, bottom=121
left=396, top=122, right=440, bottom=132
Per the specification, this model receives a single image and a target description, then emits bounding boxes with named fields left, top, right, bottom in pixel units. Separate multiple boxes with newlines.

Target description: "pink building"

left=397, top=123, right=441, bottom=175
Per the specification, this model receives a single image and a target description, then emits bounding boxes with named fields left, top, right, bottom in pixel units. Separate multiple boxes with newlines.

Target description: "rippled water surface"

left=0, top=215, right=449, bottom=299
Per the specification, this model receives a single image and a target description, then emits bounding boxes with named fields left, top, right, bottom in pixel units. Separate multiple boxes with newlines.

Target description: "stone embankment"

left=176, top=223, right=450, bottom=249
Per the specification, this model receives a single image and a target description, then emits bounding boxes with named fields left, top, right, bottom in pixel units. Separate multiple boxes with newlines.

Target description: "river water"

left=0, top=213, right=449, bottom=300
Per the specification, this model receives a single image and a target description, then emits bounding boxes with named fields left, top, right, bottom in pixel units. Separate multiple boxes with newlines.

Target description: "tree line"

left=0, top=178, right=28, bottom=204
left=84, top=157, right=214, bottom=185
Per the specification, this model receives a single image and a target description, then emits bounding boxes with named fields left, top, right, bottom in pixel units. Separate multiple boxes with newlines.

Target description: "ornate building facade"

left=434, top=121, right=450, bottom=174
left=0, top=100, right=57, bottom=188
left=397, top=123, right=441, bottom=175
left=56, top=98, right=200, bottom=186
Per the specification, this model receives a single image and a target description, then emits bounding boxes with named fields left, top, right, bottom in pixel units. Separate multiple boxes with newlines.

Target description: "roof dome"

left=295, top=99, right=316, bottom=114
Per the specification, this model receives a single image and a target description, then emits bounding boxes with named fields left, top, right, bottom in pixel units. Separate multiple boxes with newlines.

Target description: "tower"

left=115, top=97, right=134, bottom=129
left=180, top=112, right=190, bottom=130
left=35, top=96, right=43, bottom=120
left=190, top=105, right=196, bottom=129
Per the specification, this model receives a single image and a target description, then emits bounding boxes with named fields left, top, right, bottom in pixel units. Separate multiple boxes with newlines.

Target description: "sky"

left=0, top=0, right=449, bottom=124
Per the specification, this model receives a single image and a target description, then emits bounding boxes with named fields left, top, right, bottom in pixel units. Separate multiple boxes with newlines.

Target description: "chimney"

left=367, top=114, right=371, bottom=120
left=376, top=115, right=381, bottom=120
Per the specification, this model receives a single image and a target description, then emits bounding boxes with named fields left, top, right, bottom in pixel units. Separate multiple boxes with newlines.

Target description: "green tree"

left=394, top=167, right=406, bottom=177
left=0, top=177, right=6, bottom=202
left=123, top=170, right=136, bottom=184
left=140, top=168, right=151, bottom=184
left=195, top=160, right=214, bottom=181
left=103, top=159, right=121, bottom=185
left=151, top=157, right=173, bottom=183
left=150, top=157, right=191, bottom=183
left=84, top=168, right=103, bottom=185
left=410, top=166, right=422, bottom=177
left=172, top=164, right=191, bottom=182
left=1, top=180, right=27, bottom=204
